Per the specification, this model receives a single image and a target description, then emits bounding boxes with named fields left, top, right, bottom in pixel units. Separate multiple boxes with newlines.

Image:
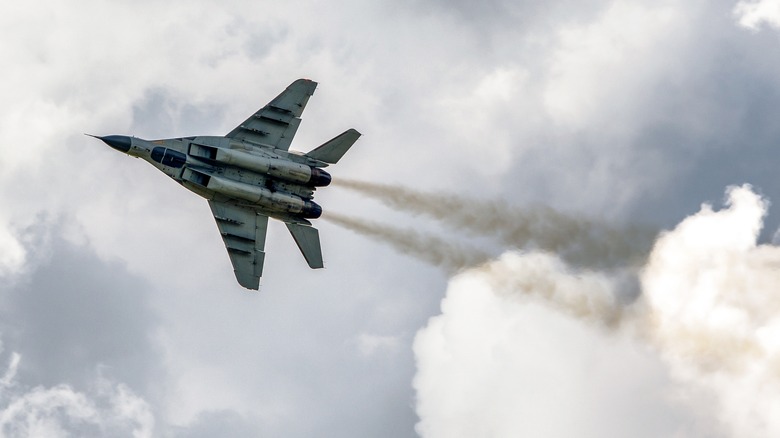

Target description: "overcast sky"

left=2, top=0, right=780, bottom=436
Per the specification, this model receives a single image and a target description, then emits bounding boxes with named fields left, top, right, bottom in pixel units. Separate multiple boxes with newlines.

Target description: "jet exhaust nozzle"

left=100, top=135, right=132, bottom=153
left=309, top=168, right=332, bottom=187
left=302, top=201, right=323, bottom=219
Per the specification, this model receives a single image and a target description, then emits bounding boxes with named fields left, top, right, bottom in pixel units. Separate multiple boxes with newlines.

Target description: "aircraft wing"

left=226, top=78, right=318, bottom=151
left=208, top=200, right=269, bottom=290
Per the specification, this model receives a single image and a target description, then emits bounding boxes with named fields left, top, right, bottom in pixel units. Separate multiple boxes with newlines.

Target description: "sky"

left=2, top=0, right=780, bottom=436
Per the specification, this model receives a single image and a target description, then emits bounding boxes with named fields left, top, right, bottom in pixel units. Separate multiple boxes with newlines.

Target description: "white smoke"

left=0, top=343, right=154, bottom=438
left=413, top=185, right=780, bottom=437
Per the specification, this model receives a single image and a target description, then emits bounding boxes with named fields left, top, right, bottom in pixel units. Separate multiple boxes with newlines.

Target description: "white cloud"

left=0, top=226, right=25, bottom=278
left=413, top=254, right=683, bottom=438
left=735, top=0, right=780, bottom=29
left=0, top=383, right=154, bottom=438
left=0, top=344, right=154, bottom=438
left=543, top=1, right=686, bottom=130
left=643, top=185, right=780, bottom=437
left=0, top=352, right=20, bottom=389
left=355, top=333, right=402, bottom=358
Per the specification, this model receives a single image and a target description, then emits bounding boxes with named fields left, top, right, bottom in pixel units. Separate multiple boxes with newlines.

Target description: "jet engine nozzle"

left=302, top=201, right=323, bottom=219
left=309, top=168, right=332, bottom=187
left=99, top=135, right=132, bottom=153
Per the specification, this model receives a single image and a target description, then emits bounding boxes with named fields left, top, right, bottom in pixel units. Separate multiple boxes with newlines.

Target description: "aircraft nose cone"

left=99, top=135, right=132, bottom=153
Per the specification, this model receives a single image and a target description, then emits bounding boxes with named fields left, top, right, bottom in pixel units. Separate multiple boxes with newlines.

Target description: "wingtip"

left=238, top=275, right=261, bottom=291
left=292, top=78, right=318, bottom=93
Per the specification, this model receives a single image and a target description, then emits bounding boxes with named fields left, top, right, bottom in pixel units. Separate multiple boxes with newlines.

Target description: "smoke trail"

left=413, top=184, right=780, bottom=438
left=334, top=179, right=655, bottom=269
left=325, top=212, right=626, bottom=325
left=323, top=212, right=491, bottom=274
left=472, top=251, right=625, bottom=327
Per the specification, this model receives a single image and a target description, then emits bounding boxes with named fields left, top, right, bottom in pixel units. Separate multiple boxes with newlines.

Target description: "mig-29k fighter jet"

left=91, top=79, right=361, bottom=290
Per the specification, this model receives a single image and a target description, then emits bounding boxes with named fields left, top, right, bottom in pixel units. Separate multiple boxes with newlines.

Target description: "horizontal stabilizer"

left=306, top=128, right=361, bottom=164
left=286, top=223, right=324, bottom=269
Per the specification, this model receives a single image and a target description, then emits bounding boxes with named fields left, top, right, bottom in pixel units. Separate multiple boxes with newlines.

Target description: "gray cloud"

left=0, top=219, right=163, bottom=400
left=170, top=410, right=258, bottom=438
left=131, top=89, right=230, bottom=139
left=399, top=0, right=606, bottom=35
left=3, top=0, right=780, bottom=436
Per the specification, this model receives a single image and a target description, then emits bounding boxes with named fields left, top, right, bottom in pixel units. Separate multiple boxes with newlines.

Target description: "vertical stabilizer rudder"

left=306, top=129, right=361, bottom=164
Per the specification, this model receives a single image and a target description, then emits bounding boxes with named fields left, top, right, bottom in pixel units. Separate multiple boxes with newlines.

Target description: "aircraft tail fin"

left=286, top=223, right=324, bottom=269
left=306, top=128, right=361, bottom=164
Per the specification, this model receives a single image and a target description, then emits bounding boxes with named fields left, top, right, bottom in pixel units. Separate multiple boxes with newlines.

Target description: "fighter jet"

left=91, top=79, right=360, bottom=290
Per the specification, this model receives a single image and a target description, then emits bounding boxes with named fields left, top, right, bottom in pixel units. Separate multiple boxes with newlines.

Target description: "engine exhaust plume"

left=413, top=185, right=780, bottom=438
left=333, top=179, right=655, bottom=269
left=323, top=212, right=491, bottom=273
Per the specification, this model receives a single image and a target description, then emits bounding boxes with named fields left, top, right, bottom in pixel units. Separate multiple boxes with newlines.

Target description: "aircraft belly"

left=210, top=178, right=303, bottom=211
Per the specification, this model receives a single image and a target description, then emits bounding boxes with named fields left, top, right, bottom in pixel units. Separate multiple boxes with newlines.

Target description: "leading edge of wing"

left=225, top=79, right=318, bottom=150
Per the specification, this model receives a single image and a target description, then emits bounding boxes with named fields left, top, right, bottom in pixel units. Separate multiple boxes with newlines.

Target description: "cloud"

left=642, top=185, right=780, bottom=437
left=0, top=340, right=154, bottom=438
left=413, top=256, right=683, bottom=438
left=0, top=379, right=154, bottom=438
left=0, top=220, right=164, bottom=397
left=355, top=333, right=403, bottom=358
left=735, top=0, right=780, bottom=29
left=5, top=0, right=780, bottom=436
left=542, top=1, right=686, bottom=129
left=168, top=410, right=259, bottom=438
left=414, top=185, right=780, bottom=437
left=0, top=228, right=25, bottom=278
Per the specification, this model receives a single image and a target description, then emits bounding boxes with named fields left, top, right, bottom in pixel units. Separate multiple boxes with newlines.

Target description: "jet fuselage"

left=100, top=134, right=327, bottom=220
